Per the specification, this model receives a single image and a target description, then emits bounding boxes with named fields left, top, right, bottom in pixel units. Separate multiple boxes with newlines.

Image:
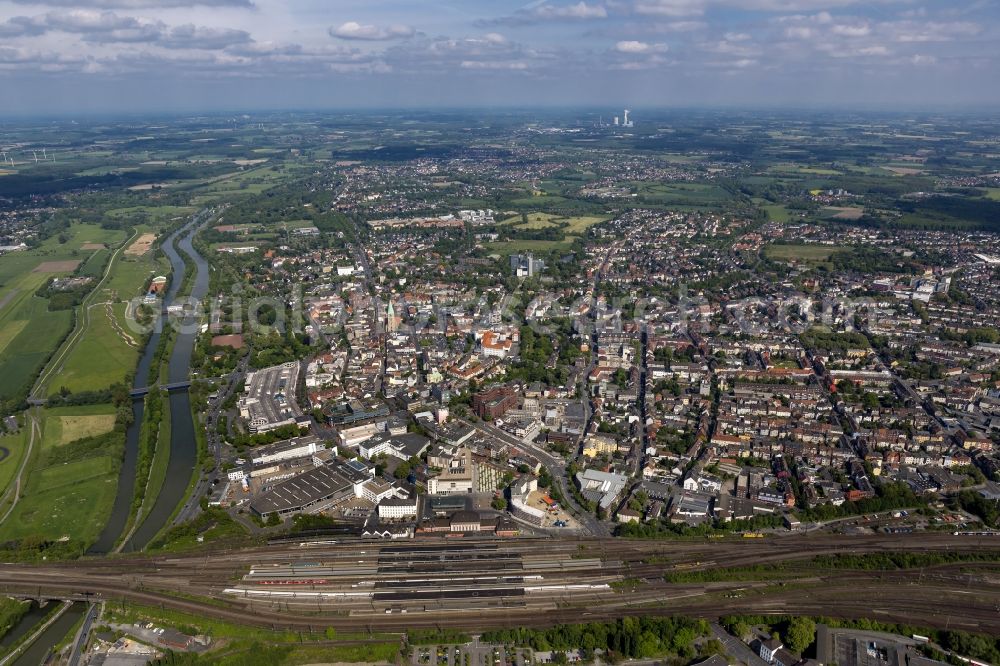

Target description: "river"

left=10, top=603, right=85, bottom=666
left=88, top=210, right=210, bottom=554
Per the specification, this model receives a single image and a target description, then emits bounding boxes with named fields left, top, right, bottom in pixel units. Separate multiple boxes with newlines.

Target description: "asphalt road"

left=710, top=622, right=768, bottom=666
left=473, top=420, right=608, bottom=536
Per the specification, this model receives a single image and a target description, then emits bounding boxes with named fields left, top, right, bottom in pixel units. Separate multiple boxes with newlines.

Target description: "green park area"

left=631, top=182, right=734, bottom=208
left=0, top=404, right=120, bottom=546
left=53, top=300, right=141, bottom=395
left=764, top=243, right=846, bottom=266
left=489, top=212, right=607, bottom=254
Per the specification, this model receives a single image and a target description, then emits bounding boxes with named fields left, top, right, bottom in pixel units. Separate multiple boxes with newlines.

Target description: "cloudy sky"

left=1, top=0, right=998, bottom=114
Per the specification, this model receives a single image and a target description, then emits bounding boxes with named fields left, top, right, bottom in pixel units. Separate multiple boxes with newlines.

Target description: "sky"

left=0, top=0, right=998, bottom=115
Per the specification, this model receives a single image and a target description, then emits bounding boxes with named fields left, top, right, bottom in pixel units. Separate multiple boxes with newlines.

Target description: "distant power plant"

left=610, top=109, right=633, bottom=128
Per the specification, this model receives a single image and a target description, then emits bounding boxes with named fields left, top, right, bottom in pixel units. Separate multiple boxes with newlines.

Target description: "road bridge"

left=129, top=380, right=191, bottom=397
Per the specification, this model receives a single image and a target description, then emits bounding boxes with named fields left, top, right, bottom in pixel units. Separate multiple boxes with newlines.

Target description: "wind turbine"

left=42, top=148, right=47, bottom=160
left=32, top=151, right=37, bottom=163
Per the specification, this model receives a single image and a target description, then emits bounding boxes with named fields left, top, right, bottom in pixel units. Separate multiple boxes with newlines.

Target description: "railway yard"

left=0, top=533, right=999, bottom=635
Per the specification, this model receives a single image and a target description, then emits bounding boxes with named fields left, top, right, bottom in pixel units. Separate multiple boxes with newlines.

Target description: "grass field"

left=186, top=164, right=303, bottom=204
left=0, top=429, right=29, bottom=503
left=52, top=300, right=140, bottom=395
left=486, top=239, right=575, bottom=254
left=104, top=249, right=167, bottom=302
left=0, top=405, right=120, bottom=545
left=141, top=398, right=171, bottom=527
left=500, top=212, right=560, bottom=229
left=762, top=204, right=792, bottom=223
left=489, top=212, right=607, bottom=256
left=0, top=320, right=28, bottom=356
left=630, top=182, right=733, bottom=208
left=0, top=454, right=119, bottom=543
left=39, top=405, right=116, bottom=451
left=0, top=296, right=73, bottom=401
left=984, top=188, right=1000, bottom=201
left=0, top=224, right=127, bottom=403
left=764, top=243, right=845, bottom=265
left=767, top=164, right=843, bottom=176
left=44, top=221, right=169, bottom=397
left=106, top=205, right=196, bottom=226
left=821, top=206, right=864, bottom=220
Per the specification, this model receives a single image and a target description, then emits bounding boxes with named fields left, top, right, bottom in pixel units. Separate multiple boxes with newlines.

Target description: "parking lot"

left=411, top=640, right=532, bottom=666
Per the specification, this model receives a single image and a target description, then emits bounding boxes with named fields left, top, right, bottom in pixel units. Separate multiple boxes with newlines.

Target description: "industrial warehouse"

left=239, top=362, right=306, bottom=433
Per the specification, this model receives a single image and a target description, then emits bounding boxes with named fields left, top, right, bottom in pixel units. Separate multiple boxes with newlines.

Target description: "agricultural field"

left=0, top=293, right=73, bottom=402
left=0, top=224, right=127, bottom=405
left=821, top=206, right=865, bottom=221
left=767, top=164, right=843, bottom=176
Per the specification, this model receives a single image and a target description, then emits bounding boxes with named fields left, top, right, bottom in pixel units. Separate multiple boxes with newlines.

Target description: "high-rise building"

left=510, top=253, right=545, bottom=277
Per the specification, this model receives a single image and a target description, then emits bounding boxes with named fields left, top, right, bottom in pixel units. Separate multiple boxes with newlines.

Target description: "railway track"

left=0, top=533, right=998, bottom=635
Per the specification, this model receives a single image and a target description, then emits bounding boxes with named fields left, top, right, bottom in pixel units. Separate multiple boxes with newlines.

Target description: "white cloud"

left=881, top=20, right=980, bottom=43
left=784, top=26, right=814, bottom=39
left=484, top=1, right=607, bottom=25
left=831, top=22, right=871, bottom=37
left=615, top=40, right=668, bottom=53
left=654, top=20, right=707, bottom=32
left=329, top=21, right=415, bottom=41
left=459, top=60, right=529, bottom=70
left=633, top=0, right=705, bottom=17
left=13, top=0, right=253, bottom=7
left=533, top=2, right=608, bottom=20
left=159, top=24, right=251, bottom=49
left=856, top=45, right=890, bottom=56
